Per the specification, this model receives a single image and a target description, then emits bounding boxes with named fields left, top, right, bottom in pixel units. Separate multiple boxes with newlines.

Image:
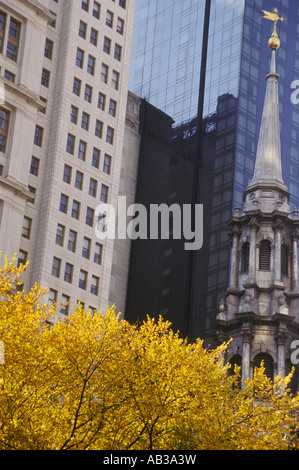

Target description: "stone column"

left=292, top=232, right=298, bottom=290
left=276, top=330, right=287, bottom=379
left=273, top=220, right=282, bottom=283
left=229, top=227, right=240, bottom=289
left=248, top=219, right=258, bottom=282
left=241, top=328, right=254, bottom=386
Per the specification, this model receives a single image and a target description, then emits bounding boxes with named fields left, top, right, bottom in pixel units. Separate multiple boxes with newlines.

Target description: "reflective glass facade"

left=128, top=0, right=299, bottom=344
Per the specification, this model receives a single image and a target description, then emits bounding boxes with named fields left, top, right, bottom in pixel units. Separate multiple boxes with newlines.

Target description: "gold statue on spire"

left=262, top=7, right=284, bottom=50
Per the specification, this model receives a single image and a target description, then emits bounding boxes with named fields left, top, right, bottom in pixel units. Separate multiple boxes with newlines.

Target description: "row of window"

left=55, top=223, right=102, bottom=263
left=75, top=49, right=120, bottom=90
left=51, top=257, right=100, bottom=295
left=241, top=240, right=289, bottom=275
left=65, top=134, right=112, bottom=172
left=59, top=194, right=105, bottom=232
left=0, top=10, right=21, bottom=62
left=48, top=288, right=97, bottom=316
left=81, top=0, right=126, bottom=19
left=63, top=163, right=109, bottom=202
left=73, top=78, right=118, bottom=118
left=71, top=104, right=116, bottom=135
left=79, top=19, right=123, bottom=61
left=30, top=149, right=111, bottom=179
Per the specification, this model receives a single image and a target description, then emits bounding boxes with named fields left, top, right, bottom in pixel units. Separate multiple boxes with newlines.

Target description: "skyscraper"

left=127, top=0, right=299, bottom=344
left=0, top=0, right=136, bottom=320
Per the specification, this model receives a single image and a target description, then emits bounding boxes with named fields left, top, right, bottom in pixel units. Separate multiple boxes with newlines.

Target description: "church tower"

left=216, top=9, right=299, bottom=391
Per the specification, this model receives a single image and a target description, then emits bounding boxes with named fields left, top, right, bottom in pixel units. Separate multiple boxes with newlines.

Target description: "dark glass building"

left=126, top=0, right=299, bottom=345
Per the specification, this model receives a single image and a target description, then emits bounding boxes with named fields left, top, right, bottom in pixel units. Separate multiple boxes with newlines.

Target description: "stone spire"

left=244, top=8, right=289, bottom=214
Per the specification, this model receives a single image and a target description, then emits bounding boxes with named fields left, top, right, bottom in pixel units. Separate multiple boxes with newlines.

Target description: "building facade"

left=127, top=0, right=299, bottom=345
left=0, top=0, right=136, bottom=320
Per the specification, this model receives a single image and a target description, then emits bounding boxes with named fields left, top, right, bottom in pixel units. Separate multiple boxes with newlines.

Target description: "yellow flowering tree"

left=0, top=256, right=298, bottom=450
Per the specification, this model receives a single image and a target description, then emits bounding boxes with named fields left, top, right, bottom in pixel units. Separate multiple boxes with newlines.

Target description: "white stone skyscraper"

left=0, top=0, right=136, bottom=319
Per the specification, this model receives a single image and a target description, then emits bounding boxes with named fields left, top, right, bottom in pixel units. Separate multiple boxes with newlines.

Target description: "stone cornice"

left=2, top=77, right=44, bottom=110
left=0, top=176, right=32, bottom=202
left=18, top=0, right=56, bottom=23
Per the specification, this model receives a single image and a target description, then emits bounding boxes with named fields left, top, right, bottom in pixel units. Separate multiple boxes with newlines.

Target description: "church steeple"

left=216, top=9, right=299, bottom=389
left=244, top=7, right=289, bottom=215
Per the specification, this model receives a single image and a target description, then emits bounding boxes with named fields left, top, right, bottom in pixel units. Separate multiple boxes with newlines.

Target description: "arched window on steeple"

left=259, top=240, right=271, bottom=271
left=241, top=242, right=250, bottom=273
left=281, top=243, right=289, bottom=276
left=253, top=353, right=274, bottom=381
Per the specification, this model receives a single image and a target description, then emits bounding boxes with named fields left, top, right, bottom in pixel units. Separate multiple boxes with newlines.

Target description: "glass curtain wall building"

left=127, top=0, right=299, bottom=344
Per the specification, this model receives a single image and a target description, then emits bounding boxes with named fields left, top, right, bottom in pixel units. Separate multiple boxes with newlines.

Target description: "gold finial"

left=262, top=7, right=284, bottom=49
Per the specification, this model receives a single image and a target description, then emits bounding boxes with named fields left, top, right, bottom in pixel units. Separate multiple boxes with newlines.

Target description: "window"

left=84, top=84, right=92, bottom=103
left=103, top=37, right=111, bottom=54
left=94, top=242, right=102, bottom=264
left=41, top=68, right=50, bottom=87
left=63, top=164, right=72, bottom=183
left=48, top=289, right=57, bottom=306
left=95, top=120, right=103, bottom=138
left=68, top=230, right=77, bottom=252
left=79, top=270, right=87, bottom=290
left=93, top=2, right=100, bottom=18
left=73, top=77, right=81, bottom=96
left=7, top=18, right=21, bottom=62
left=72, top=200, right=80, bottom=219
left=59, top=194, right=68, bottom=214
left=97, top=213, right=105, bottom=233
left=106, top=126, right=114, bottom=145
left=0, top=108, right=10, bottom=153
left=111, top=70, right=119, bottom=90
left=82, top=237, right=91, bottom=259
left=0, top=11, right=7, bottom=54
left=86, top=207, right=94, bottom=226
left=30, top=156, right=39, bottom=176
left=92, top=148, right=100, bottom=168
left=81, top=0, right=89, bottom=11
left=56, top=224, right=65, bottom=247
left=241, top=242, right=250, bottom=273
left=75, top=170, right=83, bottom=190
left=64, top=263, right=73, bottom=283
left=52, top=257, right=61, bottom=277
left=66, top=133, right=75, bottom=154
left=4, top=70, right=15, bottom=82
left=44, top=38, right=53, bottom=59
left=60, top=294, right=70, bottom=315
left=70, top=105, right=78, bottom=124
left=89, top=178, right=97, bottom=197
left=76, top=48, right=84, bottom=68
left=22, top=216, right=31, bottom=239
left=259, top=240, right=271, bottom=271
left=98, top=92, right=106, bottom=110
left=34, top=125, right=43, bottom=147
left=106, top=11, right=113, bottom=28
left=78, top=140, right=86, bottom=161
left=103, top=154, right=111, bottom=174
left=100, top=184, right=108, bottom=203
left=90, top=28, right=98, bottom=46
left=90, top=275, right=99, bottom=295
left=87, top=55, right=95, bottom=75
left=119, top=0, right=126, bottom=8
left=114, top=44, right=122, bottom=61
left=79, top=20, right=87, bottom=38
left=28, top=186, right=36, bottom=203
left=101, top=64, right=108, bottom=83
left=117, top=17, right=124, bottom=35
left=281, top=244, right=289, bottom=276
left=109, top=99, right=117, bottom=117
left=81, top=112, right=89, bottom=130
left=18, top=249, right=27, bottom=267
